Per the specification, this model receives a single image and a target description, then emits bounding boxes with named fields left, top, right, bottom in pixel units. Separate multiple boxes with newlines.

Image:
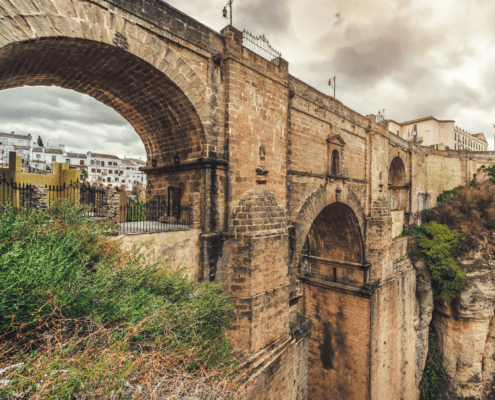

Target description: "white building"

left=122, top=157, right=147, bottom=190
left=0, top=131, right=32, bottom=167
left=87, top=152, right=126, bottom=189
left=1, top=131, right=147, bottom=191
left=387, top=116, right=489, bottom=151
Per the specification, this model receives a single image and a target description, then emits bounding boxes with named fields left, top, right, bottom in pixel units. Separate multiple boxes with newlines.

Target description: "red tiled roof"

left=0, top=132, right=32, bottom=140
left=45, top=149, right=63, bottom=154
left=67, top=152, right=87, bottom=158
left=471, top=133, right=488, bottom=144
left=90, top=152, right=120, bottom=160
left=386, top=116, right=455, bottom=126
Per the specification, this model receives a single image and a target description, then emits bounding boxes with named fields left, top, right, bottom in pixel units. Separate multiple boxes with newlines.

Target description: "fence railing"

left=242, top=29, right=281, bottom=62
left=1, top=179, right=193, bottom=234
left=120, top=200, right=190, bottom=234
left=0, top=176, right=36, bottom=208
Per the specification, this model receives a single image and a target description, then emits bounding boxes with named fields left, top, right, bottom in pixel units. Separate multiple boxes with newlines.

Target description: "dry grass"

left=0, top=310, right=241, bottom=399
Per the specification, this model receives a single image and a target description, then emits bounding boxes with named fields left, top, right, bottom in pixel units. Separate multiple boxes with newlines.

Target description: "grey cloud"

left=0, top=87, right=145, bottom=159
left=0, top=87, right=128, bottom=126
left=237, top=0, right=293, bottom=37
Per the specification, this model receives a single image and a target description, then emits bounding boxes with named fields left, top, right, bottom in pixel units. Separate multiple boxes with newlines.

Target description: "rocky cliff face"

left=411, top=238, right=495, bottom=399
left=432, top=243, right=495, bottom=400
left=410, top=241, right=434, bottom=390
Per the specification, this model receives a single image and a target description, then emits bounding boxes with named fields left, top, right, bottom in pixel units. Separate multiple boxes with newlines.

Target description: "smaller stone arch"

left=389, top=157, right=406, bottom=186
left=388, top=156, right=409, bottom=212
left=292, top=185, right=366, bottom=271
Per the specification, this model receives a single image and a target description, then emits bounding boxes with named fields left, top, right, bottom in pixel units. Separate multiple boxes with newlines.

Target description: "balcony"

left=328, top=166, right=349, bottom=180
left=413, top=135, right=423, bottom=143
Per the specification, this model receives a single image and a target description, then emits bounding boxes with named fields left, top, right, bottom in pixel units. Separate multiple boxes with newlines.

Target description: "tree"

left=37, top=136, right=44, bottom=147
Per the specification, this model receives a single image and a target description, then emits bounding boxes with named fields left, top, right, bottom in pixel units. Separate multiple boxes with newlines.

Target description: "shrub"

left=0, top=201, right=237, bottom=398
left=416, top=221, right=465, bottom=303
left=436, top=188, right=458, bottom=205
left=420, top=327, right=444, bottom=400
left=424, top=184, right=495, bottom=250
left=126, top=199, right=146, bottom=222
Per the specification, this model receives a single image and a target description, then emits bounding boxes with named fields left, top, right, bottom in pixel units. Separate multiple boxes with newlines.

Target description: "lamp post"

left=223, top=0, right=233, bottom=26
left=328, top=76, right=337, bottom=98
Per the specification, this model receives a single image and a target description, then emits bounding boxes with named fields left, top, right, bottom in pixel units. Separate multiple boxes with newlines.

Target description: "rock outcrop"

left=431, top=243, right=495, bottom=400
left=410, top=240, right=434, bottom=387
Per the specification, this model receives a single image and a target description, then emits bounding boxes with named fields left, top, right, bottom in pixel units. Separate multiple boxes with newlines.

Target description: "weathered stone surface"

left=3, top=0, right=495, bottom=398
left=432, top=248, right=495, bottom=400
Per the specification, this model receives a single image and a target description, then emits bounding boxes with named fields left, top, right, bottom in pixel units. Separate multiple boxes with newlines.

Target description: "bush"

left=424, top=184, right=495, bottom=250
left=436, top=188, right=458, bottom=205
left=126, top=199, right=146, bottom=222
left=0, top=201, right=237, bottom=398
left=416, top=221, right=465, bottom=303
left=420, top=327, right=444, bottom=400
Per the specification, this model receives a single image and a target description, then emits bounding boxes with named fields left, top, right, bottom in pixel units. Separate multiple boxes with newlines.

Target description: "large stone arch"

left=292, top=184, right=366, bottom=271
left=0, top=0, right=220, bottom=162
left=298, top=186, right=370, bottom=400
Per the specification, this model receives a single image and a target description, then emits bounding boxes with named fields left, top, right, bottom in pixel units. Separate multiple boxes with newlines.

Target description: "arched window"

left=331, top=150, right=340, bottom=176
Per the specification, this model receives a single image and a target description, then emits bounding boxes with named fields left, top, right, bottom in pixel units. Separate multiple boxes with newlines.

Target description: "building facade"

left=387, top=116, right=488, bottom=151
left=0, top=131, right=32, bottom=167
left=1, top=132, right=146, bottom=190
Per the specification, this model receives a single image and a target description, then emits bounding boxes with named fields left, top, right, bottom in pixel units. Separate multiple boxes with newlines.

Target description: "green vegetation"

left=126, top=199, right=147, bottom=222
left=436, top=188, right=458, bottom=205
left=416, top=221, right=465, bottom=303
left=0, top=201, right=237, bottom=398
left=420, top=327, right=444, bottom=400
left=487, top=164, right=495, bottom=184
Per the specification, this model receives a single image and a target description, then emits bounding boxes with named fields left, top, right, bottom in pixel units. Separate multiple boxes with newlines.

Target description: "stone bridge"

left=2, top=0, right=495, bottom=398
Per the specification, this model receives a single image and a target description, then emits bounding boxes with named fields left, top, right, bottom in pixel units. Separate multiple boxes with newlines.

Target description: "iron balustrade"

left=242, top=29, right=281, bottom=62
left=0, top=175, right=35, bottom=208
left=119, top=200, right=191, bottom=234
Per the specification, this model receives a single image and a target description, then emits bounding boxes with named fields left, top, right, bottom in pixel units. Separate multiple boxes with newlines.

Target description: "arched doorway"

left=388, top=156, right=408, bottom=211
left=300, top=202, right=370, bottom=400
left=0, top=37, right=208, bottom=215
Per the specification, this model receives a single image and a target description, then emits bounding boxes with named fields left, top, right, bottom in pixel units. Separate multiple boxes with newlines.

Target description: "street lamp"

left=223, top=0, right=233, bottom=26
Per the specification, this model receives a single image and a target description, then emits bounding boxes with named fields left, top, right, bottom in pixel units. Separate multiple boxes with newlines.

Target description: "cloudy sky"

left=1, top=0, right=495, bottom=153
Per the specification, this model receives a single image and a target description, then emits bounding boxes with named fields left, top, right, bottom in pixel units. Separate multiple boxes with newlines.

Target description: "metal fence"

left=0, top=176, right=35, bottom=207
left=0, top=178, right=192, bottom=234
left=242, top=29, right=281, bottom=62
left=120, top=200, right=190, bottom=234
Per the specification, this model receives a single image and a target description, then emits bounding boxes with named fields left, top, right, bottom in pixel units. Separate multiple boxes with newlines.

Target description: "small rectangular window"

left=66, top=159, right=70, bottom=164
left=36, top=154, right=41, bottom=159
left=96, top=161, right=101, bottom=166
left=91, top=160, right=95, bottom=165
left=168, top=186, right=181, bottom=218
left=91, top=169, right=96, bottom=173
left=52, top=155, right=56, bottom=162
left=102, top=161, right=105, bottom=167
left=80, top=160, right=84, bottom=165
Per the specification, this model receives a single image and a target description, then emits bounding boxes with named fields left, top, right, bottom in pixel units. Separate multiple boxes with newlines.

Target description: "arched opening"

left=388, top=156, right=409, bottom=212
left=389, top=157, right=406, bottom=186
left=331, top=150, right=340, bottom=176
left=300, top=202, right=370, bottom=400
left=0, top=86, right=146, bottom=191
left=0, top=37, right=207, bottom=206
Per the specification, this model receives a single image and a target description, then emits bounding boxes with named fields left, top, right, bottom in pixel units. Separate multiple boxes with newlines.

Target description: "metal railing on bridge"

left=120, top=200, right=191, bottom=234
